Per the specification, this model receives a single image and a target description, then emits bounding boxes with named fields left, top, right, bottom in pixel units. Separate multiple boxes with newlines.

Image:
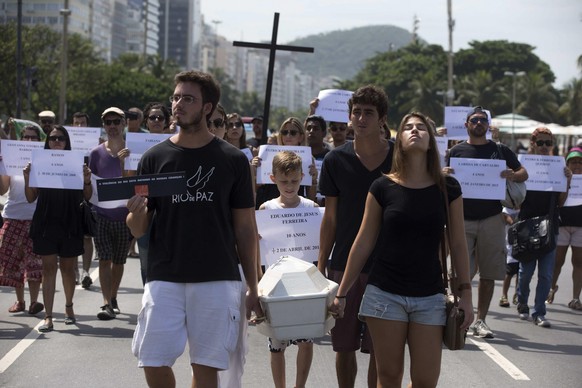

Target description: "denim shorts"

left=359, top=285, right=446, bottom=326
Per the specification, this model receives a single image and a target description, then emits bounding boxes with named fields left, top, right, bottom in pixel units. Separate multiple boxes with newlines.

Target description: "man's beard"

left=469, top=125, right=487, bottom=137
left=178, top=108, right=205, bottom=131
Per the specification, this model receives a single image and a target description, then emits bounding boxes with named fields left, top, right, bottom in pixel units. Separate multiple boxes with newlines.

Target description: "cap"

left=101, top=107, right=125, bottom=119
left=566, top=147, right=582, bottom=162
left=251, top=115, right=263, bottom=123
left=466, top=106, right=487, bottom=121
left=38, top=110, right=56, bottom=119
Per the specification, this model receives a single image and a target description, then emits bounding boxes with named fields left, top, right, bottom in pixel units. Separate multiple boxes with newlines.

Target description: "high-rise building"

left=0, top=0, right=160, bottom=62
left=158, top=0, right=201, bottom=69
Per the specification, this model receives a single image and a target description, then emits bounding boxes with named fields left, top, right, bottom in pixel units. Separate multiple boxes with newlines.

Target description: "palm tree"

left=558, top=77, right=582, bottom=125
left=399, top=72, right=444, bottom=124
left=517, top=73, right=559, bottom=123
left=454, top=70, right=507, bottom=114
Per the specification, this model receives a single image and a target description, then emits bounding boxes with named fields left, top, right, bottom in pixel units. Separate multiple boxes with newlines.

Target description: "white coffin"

left=256, top=256, right=338, bottom=341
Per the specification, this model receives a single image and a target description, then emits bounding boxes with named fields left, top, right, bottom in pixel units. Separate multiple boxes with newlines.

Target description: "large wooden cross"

left=233, top=13, right=314, bottom=145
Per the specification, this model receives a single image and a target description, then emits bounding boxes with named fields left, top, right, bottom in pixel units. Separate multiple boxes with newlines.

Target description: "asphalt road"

left=1, top=250, right=581, bottom=387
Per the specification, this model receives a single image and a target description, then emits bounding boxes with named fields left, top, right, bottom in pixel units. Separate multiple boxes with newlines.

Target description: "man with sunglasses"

left=88, top=107, right=133, bottom=321
left=446, top=106, right=528, bottom=339
left=38, top=110, right=56, bottom=135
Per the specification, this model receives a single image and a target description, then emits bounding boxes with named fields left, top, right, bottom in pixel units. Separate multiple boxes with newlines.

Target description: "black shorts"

left=33, top=234, right=84, bottom=257
left=506, top=262, right=519, bottom=276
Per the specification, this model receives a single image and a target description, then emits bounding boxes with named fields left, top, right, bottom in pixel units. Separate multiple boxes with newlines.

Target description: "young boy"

left=259, top=150, right=318, bottom=388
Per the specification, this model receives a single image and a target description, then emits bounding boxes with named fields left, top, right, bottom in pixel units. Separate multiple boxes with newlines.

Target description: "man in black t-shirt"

left=126, top=70, right=261, bottom=387
left=318, top=85, right=393, bottom=388
left=446, top=106, right=528, bottom=339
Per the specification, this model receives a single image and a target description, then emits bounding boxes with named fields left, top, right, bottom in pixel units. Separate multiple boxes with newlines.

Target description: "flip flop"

left=546, top=285, right=558, bottom=304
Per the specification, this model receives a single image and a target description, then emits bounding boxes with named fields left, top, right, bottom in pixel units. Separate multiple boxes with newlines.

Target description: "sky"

left=201, top=0, right=582, bottom=88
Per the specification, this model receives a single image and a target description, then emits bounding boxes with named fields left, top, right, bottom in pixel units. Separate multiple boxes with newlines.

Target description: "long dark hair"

left=44, top=125, right=72, bottom=150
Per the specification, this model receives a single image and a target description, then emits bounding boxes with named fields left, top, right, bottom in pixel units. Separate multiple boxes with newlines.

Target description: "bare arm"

left=330, top=193, right=382, bottom=318
left=82, top=164, right=93, bottom=201
left=448, top=196, right=474, bottom=330
left=126, top=195, right=153, bottom=238
left=23, top=163, right=38, bottom=203
left=317, top=196, right=337, bottom=275
left=232, top=207, right=263, bottom=319
left=0, top=175, right=10, bottom=196
left=558, top=166, right=573, bottom=207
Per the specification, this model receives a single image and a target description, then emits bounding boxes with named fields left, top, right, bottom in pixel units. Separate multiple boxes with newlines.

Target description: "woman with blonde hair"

left=330, top=112, right=473, bottom=387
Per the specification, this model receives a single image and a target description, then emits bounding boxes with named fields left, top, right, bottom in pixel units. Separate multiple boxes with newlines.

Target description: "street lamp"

left=59, top=1, right=71, bottom=124
left=504, top=70, right=526, bottom=150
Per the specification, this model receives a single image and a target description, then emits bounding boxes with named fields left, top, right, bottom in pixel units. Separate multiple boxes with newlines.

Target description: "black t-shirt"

left=560, top=204, right=582, bottom=227
left=138, top=137, right=255, bottom=283
left=318, top=140, right=394, bottom=272
left=367, top=176, right=462, bottom=297
left=447, top=141, right=521, bottom=220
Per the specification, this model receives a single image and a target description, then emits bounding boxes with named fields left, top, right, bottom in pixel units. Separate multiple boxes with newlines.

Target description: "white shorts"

left=557, top=226, right=582, bottom=247
left=132, top=280, right=242, bottom=370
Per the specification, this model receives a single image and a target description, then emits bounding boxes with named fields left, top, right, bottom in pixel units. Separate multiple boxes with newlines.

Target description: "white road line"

left=469, top=337, right=530, bottom=380
left=0, top=321, right=42, bottom=374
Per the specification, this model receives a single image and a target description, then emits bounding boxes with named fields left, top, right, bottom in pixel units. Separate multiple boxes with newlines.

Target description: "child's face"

left=270, top=169, right=303, bottom=200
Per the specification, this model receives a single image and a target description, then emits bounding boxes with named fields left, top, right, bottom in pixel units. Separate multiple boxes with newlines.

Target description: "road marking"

left=0, top=321, right=42, bottom=373
left=469, top=338, right=530, bottom=380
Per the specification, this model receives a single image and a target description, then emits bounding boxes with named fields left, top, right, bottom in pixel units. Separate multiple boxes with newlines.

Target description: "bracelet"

left=84, top=181, right=92, bottom=186
left=457, top=283, right=471, bottom=292
left=335, top=295, right=346, bottom=299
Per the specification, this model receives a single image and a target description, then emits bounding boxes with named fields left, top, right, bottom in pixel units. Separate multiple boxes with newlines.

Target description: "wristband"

left=457, top=283, right=471, bottom=292
left=335, top=295, right=346, bottom=299
left=84, top=181, right=92, bottom=186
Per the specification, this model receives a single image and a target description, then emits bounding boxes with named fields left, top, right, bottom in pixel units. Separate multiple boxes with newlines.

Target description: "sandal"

left=64, top=304, right=76, bottom=325
left=546, top=285, right=558, bottom=304
left=38, top=316, right=54, bottom=333
left=8, top=301, right=25, bottom=313
left=568, top=299, right=582, bottom=311
left=499, top=296, right=510, bottom=307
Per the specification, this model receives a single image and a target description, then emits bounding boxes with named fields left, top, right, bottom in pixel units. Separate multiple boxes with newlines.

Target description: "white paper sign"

left=563, top=175, right=582, bottom=207
left=449, top=157, right=505, bottom=200
left=1, top=140, right=45, bottom=176
left=125, top=132, right=172, bottom=170
left=444, top=106, right=491, bottom=140
left=315, top=89, right=353, bottom=123
left=256, top=207, right=325, bottom=266
left=241, top=147, right=253, bottom=162
left=257, top=145, right=313, bottom=185
left=436, top=136, right=448, bottom=168
left=518, top=154, right=567, bottom=192
left=64, top=126, right=101, bottom=154
left=29, top=149, right=85, bottom=189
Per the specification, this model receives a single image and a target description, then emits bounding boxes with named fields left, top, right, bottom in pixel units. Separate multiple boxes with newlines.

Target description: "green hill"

left=287, top=25, right=416, bottom=81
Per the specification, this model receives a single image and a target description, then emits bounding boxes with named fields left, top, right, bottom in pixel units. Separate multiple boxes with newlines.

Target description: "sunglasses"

left=103, top=118, right=122, bottom=126
left=48, top=135, right=66, bottom=142
left=22, top=135, right=39, bottom=140
left=329, top=125, right=346, bottom=132
left=281, top=129, right=299, bottom=136
left=535, top=140, right=553, bottom=147
left=148, top=115, right=164, bottom=122
left=227, top=121, right=243, bottom=129
left=169, top=95, right=196, bottom=104
left=208, top=119, right=225, bottom=128
left=40, top=119, right=54, bottom=124
left=469, top=117, right=488, bottom=124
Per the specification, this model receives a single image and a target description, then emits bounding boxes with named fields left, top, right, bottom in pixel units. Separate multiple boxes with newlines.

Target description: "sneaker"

left=111, top=298, right=120, bottom=314
left=472, top=319, right=494, bottom=338
left=81, top=273, right=93, bottom=289
left=533, top=315, right=551, bottom=327
left=28, top=301, right=44, bottom=315
left=499, top=296, right=510, bottom=307
left=97, top=304, right=116, bottom=320
left=8, top=301, right=25, bottom=313
left=517, top=303, right=530, bottom=320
